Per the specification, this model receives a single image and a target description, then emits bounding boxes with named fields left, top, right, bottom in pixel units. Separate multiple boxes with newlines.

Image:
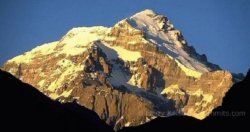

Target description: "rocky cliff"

left=121, top=69, right=250, bottom=131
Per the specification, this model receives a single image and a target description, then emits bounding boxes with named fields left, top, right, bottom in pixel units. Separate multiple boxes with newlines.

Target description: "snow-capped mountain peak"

left=124, top=9, right=220, bottom=74
left=129, top=9, right=172, bottom=33
left=135, top=9, right=156, bottom=15
left=2, top=9, right=233, bottom=130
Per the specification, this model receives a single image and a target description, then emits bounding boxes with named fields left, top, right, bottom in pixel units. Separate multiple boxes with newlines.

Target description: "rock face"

left=121, top=69, right=250, bottom=131
left=2, top=9, right=234, bottom=130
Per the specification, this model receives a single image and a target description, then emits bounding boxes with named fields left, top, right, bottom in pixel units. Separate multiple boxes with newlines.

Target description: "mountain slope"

left=127, top=9, right=220, bottom=72
left=2, top=9, right=234, bottom=130
left=121, top=69, right=250, bottom=131
left=0, top=69, right=112, bottom=131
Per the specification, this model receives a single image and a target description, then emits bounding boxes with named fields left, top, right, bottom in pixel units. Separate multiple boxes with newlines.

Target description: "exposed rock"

left=121, top=69, right=250, bottom=131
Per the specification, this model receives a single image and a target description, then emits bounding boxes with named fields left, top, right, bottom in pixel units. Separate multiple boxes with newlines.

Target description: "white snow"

left=8, top=26, right=110, bottom=64
left=60, top=89, right=73, bottom=98
left=108, top=65, right=130, bottom=87
left=125, top=122, right=131, bottom=127
left=96, top=43, right=143, bottom=91
left=97, top=42, right=142, bottom=62
left=96, top=43, right=118, bottom=60
left=58, top=26, right=108, bottom=56
left=128, top=74, right=137, bottom=86
left=184, top=89, right=213, bottom=119
left=111, top=46, right=141, bottom=61
left=47, top=59, right=84, bottom=92
left=7, top=41, right=58, bottom=63
left=6, top=26, right=108, bottom=99
left=184, top=108, right=208, bottom=120
left=161, top=84, right=185, bottom=95
left=31, top=41, right=59, bottom=55
left=126, top=9, right=214, bottom=73
left=127, top=72, right=144, bottom=89
left=49, top=89, right=73, bottom=100
left=175, top=59, right=202, bottom=78
left=7, top=26, right=107, bottom=93
left=190, top=89, right=213, bottom=103
left=165, top=54, right=202, bottom=78
left=49, top=93, right=60, bottom=100
left=38, top=80, right=46, bottom=87
left=60, top=27, right=107, bottom=45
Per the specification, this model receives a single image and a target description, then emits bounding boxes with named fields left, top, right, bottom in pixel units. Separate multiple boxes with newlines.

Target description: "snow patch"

left=185, top=108, right=208, bottom=120
left=49, top=86, right=73, bottom=100
left=175, top=59, right=202, bottom=78
left=38, top=80, right=45, bottom=87
left=161, top=84, right=185, bottom=95
left=47, top=59, right=84, bottom=92
left=58, top=26, right=108, bottom=56
left=191, top=89, right=213, bottom=103
left=60, top=89, right=73, bottom=98
left=102, top=43, right=142, bottom=62
left=49, top=93, right=60, bottom=100
left=125, top=122, right=131, bottom=127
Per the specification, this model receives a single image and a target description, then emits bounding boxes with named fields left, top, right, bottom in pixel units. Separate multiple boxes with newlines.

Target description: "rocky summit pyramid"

left=2, top=9, right=233, bottom=130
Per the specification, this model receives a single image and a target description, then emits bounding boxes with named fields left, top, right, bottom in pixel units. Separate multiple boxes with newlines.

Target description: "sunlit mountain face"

left=2, top=9, right=241, bottom=130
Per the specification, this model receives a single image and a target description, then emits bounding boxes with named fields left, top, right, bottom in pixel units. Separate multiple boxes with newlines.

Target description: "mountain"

left=1, top=68, right=247, bottom=132
left=0, top=69, right=112, bottom=131
left=121, top=69, right=250, bottom=131
left=2, top=9, right=234, bottom=130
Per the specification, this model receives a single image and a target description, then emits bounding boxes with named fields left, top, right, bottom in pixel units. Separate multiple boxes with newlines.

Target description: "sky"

left=0, top=0, right=249, bottom=74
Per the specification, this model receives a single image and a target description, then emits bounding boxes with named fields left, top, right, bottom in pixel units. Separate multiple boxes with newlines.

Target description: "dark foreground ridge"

left=121, top=69, right=250, bottom=131
left=0, top=68, right=249, bottom=131
left=0, top=69, right=113, bottom=131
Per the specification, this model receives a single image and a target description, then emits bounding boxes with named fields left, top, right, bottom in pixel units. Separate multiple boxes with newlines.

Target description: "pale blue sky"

left=0, top=0, right=249, bottom=74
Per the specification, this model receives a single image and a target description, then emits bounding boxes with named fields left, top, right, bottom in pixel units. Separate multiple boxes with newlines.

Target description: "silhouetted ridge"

left=0, top=70, right=112, bottom=131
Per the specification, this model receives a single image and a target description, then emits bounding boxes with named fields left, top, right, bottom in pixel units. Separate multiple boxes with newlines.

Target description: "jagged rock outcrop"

left=2, top=9, right=234, bottom=130
left=121, top=69, right=250, bottom=131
